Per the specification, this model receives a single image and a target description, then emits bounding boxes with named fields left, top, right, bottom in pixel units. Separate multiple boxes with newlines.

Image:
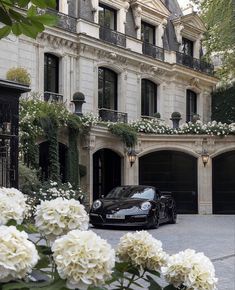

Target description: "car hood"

left=95, top=198, right=150, bottom=214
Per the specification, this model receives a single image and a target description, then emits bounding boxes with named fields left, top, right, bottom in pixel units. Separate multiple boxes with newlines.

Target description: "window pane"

left=182, top=38, right=194, bottom=57
left=141, top=22, right=155, bottom=45
left=44, top=54, right=59, bottom=93
left=141, top=80, right=157, bottom=116
left=98, top=67, right=117, bottom=110
left=99, top=5, right=116, bottom=30
left=186, top=90, right=197, bottom=122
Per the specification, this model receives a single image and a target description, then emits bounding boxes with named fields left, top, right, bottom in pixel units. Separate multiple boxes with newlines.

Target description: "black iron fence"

left=99, top=26, right=126, bottom=47
left=176, top=52, right=214, bottom=75
left=47, top=9, right=77, bottom=33
left=0, top=135, right=17, bottom=188
left=44, top=91, right=64, bottom=103
left=99, top=108, right=128, bottom=123
left=142, top=42, right=164, bottom=61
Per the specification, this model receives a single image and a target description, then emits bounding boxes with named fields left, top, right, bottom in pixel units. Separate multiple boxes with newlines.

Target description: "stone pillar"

left=194, top=34, right=203, bottom=59
left=118, top=2, right=129, bottom=34
left=198, top=156, right=213, bottom=214
left=91, top=0, right=99, bottom=23
left=132, top=4, right=142, bottom=40
left=124, top=155, right=138, bottom=185
left=156, top=19, right=167, bottom=48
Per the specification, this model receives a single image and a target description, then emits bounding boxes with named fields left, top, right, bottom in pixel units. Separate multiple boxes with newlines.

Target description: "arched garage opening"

left=93, top=149, right=121, bottom=201
left=213, top=151, right=235, bottom=214
left=139, top=150, right=198, bottom=214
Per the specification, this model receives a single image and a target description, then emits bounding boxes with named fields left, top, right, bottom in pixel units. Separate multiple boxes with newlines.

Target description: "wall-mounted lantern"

left=127, top=148, right=137, bottom=167
left=201, top=149, right=210, bottom=167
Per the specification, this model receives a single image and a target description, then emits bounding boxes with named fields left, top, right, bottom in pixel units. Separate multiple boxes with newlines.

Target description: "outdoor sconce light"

left=201, top=149, right=210, bottom=167
left=127, top=148, right=137, bottom=167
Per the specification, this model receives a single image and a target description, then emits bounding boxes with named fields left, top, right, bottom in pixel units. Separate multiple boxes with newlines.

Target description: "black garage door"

left=139, top=150, right=198, bottom=214
left=213, top=151, right=235, bottom=214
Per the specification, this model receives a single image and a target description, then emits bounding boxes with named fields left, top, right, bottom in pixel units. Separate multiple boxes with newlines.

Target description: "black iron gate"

left=0, top=79, right=30, bottom=188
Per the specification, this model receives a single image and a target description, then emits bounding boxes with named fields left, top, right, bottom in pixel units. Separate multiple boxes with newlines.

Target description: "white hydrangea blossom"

left=0, top=187, right=26, bottom=225
left=52, top=230, right=115, bottom=290
left=0, top=226, right=39, bottom=282
left=161, top=249, right=218, bottom=290
left=117, top=231, right=168, bottom=271
left=35, top=197, right=89, bottom=241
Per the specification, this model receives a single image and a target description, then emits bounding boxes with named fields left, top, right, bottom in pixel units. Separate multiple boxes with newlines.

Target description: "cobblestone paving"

left=91, top=215, right=235, bottom=290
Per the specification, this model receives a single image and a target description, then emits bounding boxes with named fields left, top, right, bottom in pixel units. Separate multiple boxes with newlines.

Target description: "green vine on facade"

left=108, top=123, right=138, bottom=148
left=212, top=84, right=235, bottom=124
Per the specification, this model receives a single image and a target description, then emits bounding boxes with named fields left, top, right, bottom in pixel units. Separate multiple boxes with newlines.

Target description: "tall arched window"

left=186, top=90, right=197, bottom=122
left=44, top=53, right=59, bottom=94
left=141, top=79, right=157, bottom=116
left=98, top=67, right=117, bottom=110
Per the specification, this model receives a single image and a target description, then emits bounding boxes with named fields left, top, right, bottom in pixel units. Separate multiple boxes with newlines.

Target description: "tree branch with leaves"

left=0, top=0, right=57, bottom=39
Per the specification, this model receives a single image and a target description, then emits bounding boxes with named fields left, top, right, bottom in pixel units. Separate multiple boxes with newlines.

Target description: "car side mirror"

left=101, top=195, right=104, bottom=199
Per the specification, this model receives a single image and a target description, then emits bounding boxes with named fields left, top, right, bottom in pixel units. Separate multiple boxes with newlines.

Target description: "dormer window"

left=98, top=4, right=117, bottom=30
left=141, top=22, right=155, bottom=45
left=181, top=37, right=194, bottom=57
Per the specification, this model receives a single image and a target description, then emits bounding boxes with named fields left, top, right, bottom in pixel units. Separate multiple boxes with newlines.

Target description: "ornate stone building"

left=0, top=0, right=234, bottom=214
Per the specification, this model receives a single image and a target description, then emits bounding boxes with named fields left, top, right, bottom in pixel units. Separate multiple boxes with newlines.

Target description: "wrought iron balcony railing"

left=99, top=26, right=126, bottom=48
left=99, top=108, right=128, bottom=123
left=176, top=52, right=214, bottom=75
left=142, top=42, right=164, bottom=61
left=44, top=91, right=63, bottom=103
left=47, top=9, right=77, bottom=33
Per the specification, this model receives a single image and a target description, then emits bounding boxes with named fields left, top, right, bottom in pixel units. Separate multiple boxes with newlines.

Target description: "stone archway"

left=212, top=150, right=235, bottom=214
left=93, top=148, right=121, bottom=201
left=139, top=150, right=198, bottom=214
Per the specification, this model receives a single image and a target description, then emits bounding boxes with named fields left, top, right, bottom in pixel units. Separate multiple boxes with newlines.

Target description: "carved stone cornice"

left=38, top=32, right=78, bottom=51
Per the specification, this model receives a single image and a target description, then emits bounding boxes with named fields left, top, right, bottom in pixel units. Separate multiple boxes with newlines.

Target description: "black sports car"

left=90, top=185, right=177, bottom=229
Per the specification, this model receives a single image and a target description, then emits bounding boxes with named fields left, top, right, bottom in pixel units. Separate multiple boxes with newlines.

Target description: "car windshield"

left=106, top=187, right=155, bottom=200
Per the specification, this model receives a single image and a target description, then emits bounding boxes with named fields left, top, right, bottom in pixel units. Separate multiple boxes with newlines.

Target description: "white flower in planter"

left=0, top=226, right=39, bottom=282
left=52, top=230, right=115, bottom=290
left=161, top=249, right=218, bottom=290
left=0, top=187, right=26, bottom=225
left=117, top=231, right=168, bottom=271
left=35, top=197, right=89, bottom=241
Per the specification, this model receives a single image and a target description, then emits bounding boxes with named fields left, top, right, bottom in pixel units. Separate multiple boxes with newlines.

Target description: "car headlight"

left=92, top=200, right=102, bottom=210
left=141, top=201, right=151, bottom=211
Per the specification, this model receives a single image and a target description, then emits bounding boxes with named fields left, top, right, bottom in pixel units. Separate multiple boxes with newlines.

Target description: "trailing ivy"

left=107, top=123, right=137, bottom=148
left=212, top=84, right=235, bottom=124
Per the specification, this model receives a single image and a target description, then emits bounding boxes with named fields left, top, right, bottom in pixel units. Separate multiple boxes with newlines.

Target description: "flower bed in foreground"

left=0, top=187, right=218, bottom=290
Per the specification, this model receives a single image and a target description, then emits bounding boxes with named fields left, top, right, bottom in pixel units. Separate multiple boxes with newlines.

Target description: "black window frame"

left=44, top=53, right=59, bottom=94
left=182, top=37, right=194, bottom=57
left=98, top=3, right=117, bottom=30
left=141, top=21, right=156, bottom=45
left=98, top=67, right=118, bottom=110
left=186, top=90, right=197, bottom=122
left=141, top=79, right=158, bottom=117
left=55, top=0, right=59, bottom=11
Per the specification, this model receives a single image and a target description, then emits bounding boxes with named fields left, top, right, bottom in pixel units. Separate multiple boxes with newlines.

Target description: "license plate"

left=106, top=214, right=125, bottom=220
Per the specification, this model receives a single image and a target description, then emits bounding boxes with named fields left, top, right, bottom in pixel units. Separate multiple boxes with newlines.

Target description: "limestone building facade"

left=0, top=0, right=234, bottom=214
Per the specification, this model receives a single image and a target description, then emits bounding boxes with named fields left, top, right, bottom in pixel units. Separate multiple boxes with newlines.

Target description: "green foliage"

left=191, top=0, right=235, bottom=81
left=212, top=84, right=235, bottom=124
left=0, top=0, right=57, bottom=39
left=6, top=67, right=31, bottom=85
left=108, top=123, right=137, bottom=148
left=153, top=112, right=161, bottom=119
left=18, top=162, right=41, bottom=194
left=171, top=112, right=181, bottom=119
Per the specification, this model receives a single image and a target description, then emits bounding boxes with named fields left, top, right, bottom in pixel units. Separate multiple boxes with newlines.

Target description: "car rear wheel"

left=168, top=207, right=177, bottom=224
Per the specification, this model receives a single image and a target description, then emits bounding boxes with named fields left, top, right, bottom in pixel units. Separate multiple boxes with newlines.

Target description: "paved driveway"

left=91, top=215, right=235, bottom=290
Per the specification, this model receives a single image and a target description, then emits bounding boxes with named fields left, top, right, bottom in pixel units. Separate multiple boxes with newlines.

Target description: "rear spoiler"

left=160, top=191, right=172, bottom=196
